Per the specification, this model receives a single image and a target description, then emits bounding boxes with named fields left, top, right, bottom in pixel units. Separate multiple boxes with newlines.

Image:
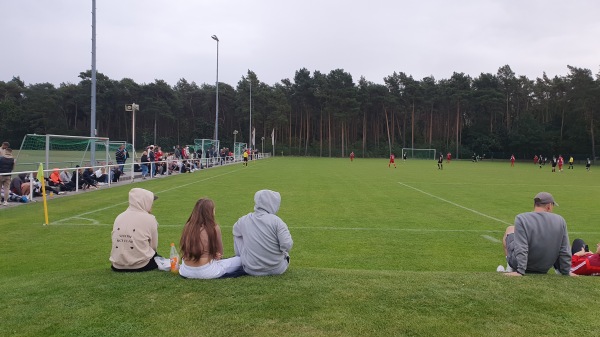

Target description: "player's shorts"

left=389, top=160, right=395, bottom=163
left=243, top=157, right=248, bottom=162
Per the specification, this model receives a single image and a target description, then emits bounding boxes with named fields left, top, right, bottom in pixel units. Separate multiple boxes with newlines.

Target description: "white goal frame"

left=401, top=148, right=436, bottom=160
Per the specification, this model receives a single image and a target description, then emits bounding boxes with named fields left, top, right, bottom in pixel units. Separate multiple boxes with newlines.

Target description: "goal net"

left=401, top=148, right=436, bottom=160
left=15, top=134, right=110, bottom=173
left=234, top=142, right=247, bottom=161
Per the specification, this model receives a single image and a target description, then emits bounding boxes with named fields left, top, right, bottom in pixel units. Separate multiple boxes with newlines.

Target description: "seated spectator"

left=10, top=173, right=30, bottom=197
left=94, top=167, right=109, bottom=184
left=110, top=188, right=170, bottom=272
left=60, top=169, right=72, bottom=186
left=570, top=239, right=600, bottom=275
left=179, top=198, right=243, bottom=279
left=82, top=167, right=98, bottom=189
left=49, top=168, right=74, bottom=192
left=111, top=166, right=122, bottom=182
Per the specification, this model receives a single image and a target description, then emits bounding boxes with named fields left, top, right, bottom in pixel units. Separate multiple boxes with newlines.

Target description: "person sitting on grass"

left=110, top=188, right=170, bottom=272
left=233, top=189, right=293, bottom=276
left=178, top=198, right=243, bottom=279
left=569, top=239, right=600, bottom=276
left=497, top=192, right=573, bottom=276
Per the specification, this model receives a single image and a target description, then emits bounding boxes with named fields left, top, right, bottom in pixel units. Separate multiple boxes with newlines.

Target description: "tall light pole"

left=233, top=130, right=238, bottom=160
left=90, top=0, right=97, bottom=165
left=261, top=136, right=265, bottom=155
left=249, top=79, right=252, bottom=149
left=211, top=35, right=219, bottom=141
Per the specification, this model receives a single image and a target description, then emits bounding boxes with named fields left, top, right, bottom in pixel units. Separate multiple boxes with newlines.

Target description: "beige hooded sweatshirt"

left=110, top=188, right=159, bottom=269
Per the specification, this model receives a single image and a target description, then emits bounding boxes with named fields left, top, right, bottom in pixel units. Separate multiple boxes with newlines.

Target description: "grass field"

left=2, top=157, right=600, bottom=337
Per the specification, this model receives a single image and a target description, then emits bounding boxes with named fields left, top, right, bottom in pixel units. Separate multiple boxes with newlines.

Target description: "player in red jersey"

left=534, top=155, right=539, bottom=165
left=446, top=152, right=451, bottom=163
left=350, top=151, right=355, bottom=162
left=558, top=155, right=564, bottom=172
left=510, top=154, right=515, bottom=167
left=388, top=153, right=396, bottom=168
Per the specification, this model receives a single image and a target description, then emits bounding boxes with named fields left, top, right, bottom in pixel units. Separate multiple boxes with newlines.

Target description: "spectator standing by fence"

left=0, top=141, right=9, bottom=157
left=0, top=148, right=15, bottom=205
left=115, top=145, right=127, bottom=174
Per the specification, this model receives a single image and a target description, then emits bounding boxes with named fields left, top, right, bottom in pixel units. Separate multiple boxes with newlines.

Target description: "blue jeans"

left=141, top=164, right=148, bottom=177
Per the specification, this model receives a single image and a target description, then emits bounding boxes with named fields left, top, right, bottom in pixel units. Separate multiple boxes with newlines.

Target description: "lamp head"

left=211, top=35, right=219, bottom=42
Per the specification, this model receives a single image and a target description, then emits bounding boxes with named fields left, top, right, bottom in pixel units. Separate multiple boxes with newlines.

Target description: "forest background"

left=1, top=64, right=599, bottom=160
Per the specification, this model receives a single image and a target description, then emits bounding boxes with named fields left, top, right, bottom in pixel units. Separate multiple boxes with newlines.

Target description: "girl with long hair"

left=179, top=198, right=243, bottom=279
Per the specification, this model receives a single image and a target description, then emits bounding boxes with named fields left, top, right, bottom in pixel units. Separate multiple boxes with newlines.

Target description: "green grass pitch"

left=1, top=157, right=600, bottom=336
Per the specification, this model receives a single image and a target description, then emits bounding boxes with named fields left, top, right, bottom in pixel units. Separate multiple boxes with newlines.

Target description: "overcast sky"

left=1, top=0, right=599, bottom=88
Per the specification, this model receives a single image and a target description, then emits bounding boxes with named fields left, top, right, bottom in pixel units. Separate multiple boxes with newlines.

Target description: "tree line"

left=1, top=64, right=599, bottom=160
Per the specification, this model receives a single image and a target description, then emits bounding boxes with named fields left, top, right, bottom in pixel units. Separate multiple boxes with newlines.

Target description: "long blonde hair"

left=179, top=198, right=219, bottom=261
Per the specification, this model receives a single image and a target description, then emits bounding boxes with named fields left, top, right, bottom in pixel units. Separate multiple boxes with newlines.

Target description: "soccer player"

left=568, top=156, right=574, bottom=169
left=403, top=152, right=407, bottom=161
left=510, top=154, right=515, bottom=167
left=446, top=152, right=451, bottom=163
left=388, top=153, right=396, bottom=168
left=586, top=158, right=591, bottom=171
left=534, top=155, right=539, bottom=165
left=551, top=156, right=557, bottom=172
left=350, top=151, right=355, bottom=162
left=558, top=155, right=564, bottom=172
left=437, top=153, right=443, bottom=170
left=243, top=149, right=249, bottom=166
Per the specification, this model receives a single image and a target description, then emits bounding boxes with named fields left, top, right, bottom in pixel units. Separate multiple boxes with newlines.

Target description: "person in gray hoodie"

left=110, top=188, right=170, bottom=272
left=233, top=189, right=293, bottom=276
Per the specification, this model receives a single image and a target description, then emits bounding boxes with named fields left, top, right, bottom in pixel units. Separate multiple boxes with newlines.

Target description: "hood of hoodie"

left=128, top=188, right=155, bottom=213
left=253, top=189, right=281, bottom=214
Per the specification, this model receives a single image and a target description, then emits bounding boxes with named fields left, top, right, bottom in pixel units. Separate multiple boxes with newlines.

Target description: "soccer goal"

left=194, top=139, right=220, bottom=166
left=15, top=134, right=110, bottom=173
left=234, top=142, right=247, bottom=161
left=401, top=148, right=437, bottom=160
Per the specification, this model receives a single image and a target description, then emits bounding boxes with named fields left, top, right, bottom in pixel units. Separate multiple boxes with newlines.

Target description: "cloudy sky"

left=1, top=0, right=599, bottom=88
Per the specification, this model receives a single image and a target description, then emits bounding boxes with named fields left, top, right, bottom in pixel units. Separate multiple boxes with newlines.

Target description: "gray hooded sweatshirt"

left=233, top=190, right=293, bottom=276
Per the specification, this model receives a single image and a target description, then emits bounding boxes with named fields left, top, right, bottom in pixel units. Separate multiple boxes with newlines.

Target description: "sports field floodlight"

left=261, top=136, right=265, bottom=155
left=212, top=35, right=220, bottom=141
left=233, top=130, right=238, bottom=145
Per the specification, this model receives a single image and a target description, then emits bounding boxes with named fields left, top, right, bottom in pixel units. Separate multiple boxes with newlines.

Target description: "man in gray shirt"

left=500, top=192, right=573, bottom=276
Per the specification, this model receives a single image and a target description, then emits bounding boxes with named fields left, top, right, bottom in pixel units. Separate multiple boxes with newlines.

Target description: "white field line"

left=43, top=222, right=600, bottom=235
left=399, top=182, right=600, bottom=188
left=481, top=235, right=502, bottom=243
left=51, top=169, right=242, bottom=225
left=397, top=182, right=512, bottom=226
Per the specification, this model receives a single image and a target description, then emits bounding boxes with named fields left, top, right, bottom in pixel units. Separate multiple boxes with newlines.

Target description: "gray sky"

left=1, top=0, right=599, bottom=87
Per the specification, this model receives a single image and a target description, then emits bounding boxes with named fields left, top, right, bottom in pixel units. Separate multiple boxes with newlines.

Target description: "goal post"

left=401, top=148, right=437, bottom=160
left=15, top=134, right=110, bottom=174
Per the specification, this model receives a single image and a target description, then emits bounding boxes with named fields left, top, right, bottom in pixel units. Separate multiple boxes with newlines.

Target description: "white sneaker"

left=154, top=257, right=170, bottom=271
left=496, top=265, right=505, bottom=272
left=2, top=201, right=7, bottom=206
left=505, top=265, right=514, bottom=273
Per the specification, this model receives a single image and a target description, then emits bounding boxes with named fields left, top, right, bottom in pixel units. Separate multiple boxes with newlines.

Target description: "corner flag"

left=38, top=163, right=49, bottom=225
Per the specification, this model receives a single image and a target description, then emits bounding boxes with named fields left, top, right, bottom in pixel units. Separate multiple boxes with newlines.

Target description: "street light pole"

left=261, top=136, right=265, bottom=156
left=211, top=35, right=219, bottom=141
left=233, top=130, right=238, bottom=161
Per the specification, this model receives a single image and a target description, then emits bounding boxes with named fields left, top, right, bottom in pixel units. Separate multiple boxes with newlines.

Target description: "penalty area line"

left=397, top=182, right=512, bottom=226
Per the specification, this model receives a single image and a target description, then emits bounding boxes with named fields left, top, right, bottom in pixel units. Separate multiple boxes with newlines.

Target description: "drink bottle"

left=169, top=243, right=179, bottom=273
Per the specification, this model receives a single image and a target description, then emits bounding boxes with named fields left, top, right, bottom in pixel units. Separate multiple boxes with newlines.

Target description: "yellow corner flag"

left=38, top=163, right=49, bottom=225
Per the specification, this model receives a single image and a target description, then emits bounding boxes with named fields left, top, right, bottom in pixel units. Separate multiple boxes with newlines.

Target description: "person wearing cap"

left=109, top=188, right=170, bottom=272
left=499, top=192, right=573, bottom=276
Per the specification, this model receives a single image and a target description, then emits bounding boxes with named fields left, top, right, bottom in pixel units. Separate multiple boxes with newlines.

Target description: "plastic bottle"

left=169, top=242, right=180, bottom=274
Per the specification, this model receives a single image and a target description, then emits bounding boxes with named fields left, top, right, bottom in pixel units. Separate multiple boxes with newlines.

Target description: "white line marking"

left=41, top=222, right=600, bottom=236
left=481, top=235, right=502, bottom=243
left=397, top=182, right=512, bottom=226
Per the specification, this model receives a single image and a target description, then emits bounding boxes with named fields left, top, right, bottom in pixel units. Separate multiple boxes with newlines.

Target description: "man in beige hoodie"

left=110, top=188, right=170, bottom=272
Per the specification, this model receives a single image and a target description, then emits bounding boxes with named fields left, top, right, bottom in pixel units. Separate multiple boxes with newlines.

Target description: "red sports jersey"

left=389, top=154, right=395, bottom=162
left=571, top=253, right=600, bottom=276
